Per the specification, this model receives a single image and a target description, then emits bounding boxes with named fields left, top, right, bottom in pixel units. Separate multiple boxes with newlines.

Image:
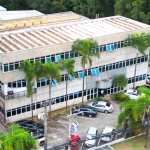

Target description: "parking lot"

left=47, top=95, right=121, bottom=150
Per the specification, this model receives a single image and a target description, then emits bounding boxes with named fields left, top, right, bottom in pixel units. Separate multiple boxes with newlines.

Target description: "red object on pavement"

left=70, top=134, right=80, bottom=142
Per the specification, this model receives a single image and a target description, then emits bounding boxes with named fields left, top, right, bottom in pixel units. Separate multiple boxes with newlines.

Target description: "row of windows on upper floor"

left=4, top=55, right=148, bottom=88
left=1, top=41, right=125, bottom=72
left=4, top=73, right=146, bottom=117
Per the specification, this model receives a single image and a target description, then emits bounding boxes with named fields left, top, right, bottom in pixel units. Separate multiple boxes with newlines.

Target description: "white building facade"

left=0, top=13, right=149, bottom=124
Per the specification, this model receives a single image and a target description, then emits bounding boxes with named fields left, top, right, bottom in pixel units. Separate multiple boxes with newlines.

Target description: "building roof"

left=0, top=10, right=44, bottom=21
left=0, top=15, right=149, bottom=53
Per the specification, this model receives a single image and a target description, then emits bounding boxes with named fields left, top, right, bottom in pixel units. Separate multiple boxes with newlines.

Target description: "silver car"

left=84, top=127, right=98, bottom=147
left=101, top=126, right=115, bottom=142
left=88, top=101, right=113, bottom=113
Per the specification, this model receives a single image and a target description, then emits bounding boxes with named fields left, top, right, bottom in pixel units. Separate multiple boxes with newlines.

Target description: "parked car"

left=84, top=127, right=98, bottom=147
left=80, top=108, right=97, bottom=118
left=123, top=89, right=139, bottom=100
left=34, top=134, right=45, bottom=146
left=88, top=101, right=113, bottom=113
left=16, top=120, right=44, bottom=134
left=101, top=126, right=115, bottom=142
left=80, top=105, right=97, bottom=111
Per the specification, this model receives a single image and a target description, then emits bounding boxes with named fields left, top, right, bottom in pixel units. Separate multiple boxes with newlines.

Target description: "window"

left=51, top=55, right=55, bottom=62
left=14, top=62, right=19, bottom=70
left=101, top=65, right=105, bottom=72
left=7, top=110, right=11, bottom=117
left=69, top=75, right=75, bottom=80
left=78, top=72, right=84, bottom=78
left=36, top=103, right=41, bottom=109
left=46, top=56, right=51, bottom=62
left=55, top=55, right=61, bottom=61
left=65, top=52, right=69, bottom=59
left=70, top=52, right=74, bottom=58
left=12, top=109, right=16, bottom=116
left=27, top=105, right=30, bottom=112
left=143, top=74, right=146, bottom=80
left=9, top=63, right=14, bottom=71
left=17, top=80, right=21, bottom=87
left=126, top=60, right=129, bottom=66
left=4, top=64, right=8, bottom=72
left=60, top=53, right=64, bottom=59
left=107, top=44, right=115, bottom=51
left=74, top=92, right=78, bottom=98
left=91, top=68, right=100, bottom=75
left=52, top=79, right=57, bottom=85
left=17, top=107, right=21, bottom=114
left=69, top=93, right=73, bottom=100
left=96, top=47, right=99, bottom=52
left=41, top=79, right=46, bottom=86
left=22, top=106, right=26, bottom=113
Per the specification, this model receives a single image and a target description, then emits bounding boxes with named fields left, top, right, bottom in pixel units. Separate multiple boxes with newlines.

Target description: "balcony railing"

left=0, top=88, right=37, bottom=100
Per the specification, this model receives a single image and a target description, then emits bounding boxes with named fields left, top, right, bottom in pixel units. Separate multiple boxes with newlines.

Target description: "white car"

left=34, top=134, right=45, bottom=146
left=123, top=89, right=139, bottom=100
left=88, top=101, right=113, bottom=113
left=85, top=127, right=98, bottom=147
left=101, top=126, right=115, bottom=142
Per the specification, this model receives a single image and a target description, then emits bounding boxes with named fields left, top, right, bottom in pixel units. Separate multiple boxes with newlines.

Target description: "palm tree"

left=42, top=62, right=61, bottom=118
left=113, top=74, right=128, bottom=92
left=124, top=33, right=149, bottom=89
left=19, top=60, right=44, bottom=121
left=72, top=38, right=99, bottom=104
left=118, top=87, right=150, bottom=135
left=0, top=124, right=36, bottom=150
left=56, top=58, right=76, bottom=113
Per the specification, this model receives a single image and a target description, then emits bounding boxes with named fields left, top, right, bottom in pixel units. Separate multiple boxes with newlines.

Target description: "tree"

left=113, top=74, right=128, bottom=91
left=19, top=60, right=44, bottom=120
left=42, top=62, right=61, bottom=118
left=0, top=124, right=36, bottom=150
left=118, top=87, right=150, bottom=136
left=56, top=58, right=76, bottom=113
left=124, top=33, right=149, bottom=89
left=114, top=0, right=150, bottom=24
left=71, top=38, right=99, bottom=104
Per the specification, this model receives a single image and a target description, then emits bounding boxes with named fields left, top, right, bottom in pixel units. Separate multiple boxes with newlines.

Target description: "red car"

left=65, top=134, right=80, bottom=150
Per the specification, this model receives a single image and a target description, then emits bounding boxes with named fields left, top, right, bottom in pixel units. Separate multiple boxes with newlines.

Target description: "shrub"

left=113, top=92, right=130, bottom=101
left=94, top=97, right=103, bottom=102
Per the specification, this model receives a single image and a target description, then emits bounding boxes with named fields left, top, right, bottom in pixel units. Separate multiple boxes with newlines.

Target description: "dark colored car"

left=80, top=105, right=97, bottom=111
left=80, top=108, right=97, bottom=118
left=16, top=120, right=44, bottom=134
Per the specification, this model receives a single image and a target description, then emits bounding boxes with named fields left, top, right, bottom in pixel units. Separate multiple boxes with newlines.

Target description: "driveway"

left=45, top=95, right=121, bottom=150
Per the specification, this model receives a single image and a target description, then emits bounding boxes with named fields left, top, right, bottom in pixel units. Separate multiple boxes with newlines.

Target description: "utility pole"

left=38, top=101, right=48, bottom=150
left=68, top=106, right=72, bottom=150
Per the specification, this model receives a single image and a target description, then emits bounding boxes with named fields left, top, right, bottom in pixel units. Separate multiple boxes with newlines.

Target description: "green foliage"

left=124, top=33, right=149, bottom=56
left=114, top=0, right=150, bottom=24
left=113, top=74, right=128, bottom=89
left=114, top=92, right=130, bottom=101
left=0, top=124, right=36, bottom=150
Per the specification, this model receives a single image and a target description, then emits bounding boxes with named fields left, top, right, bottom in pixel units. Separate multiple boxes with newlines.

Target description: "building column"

left=33, top=81, right=37, bottom=88
left=3, top=83, right=8, bottom=95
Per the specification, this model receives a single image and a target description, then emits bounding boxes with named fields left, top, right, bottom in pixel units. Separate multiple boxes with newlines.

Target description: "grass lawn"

left=111, top=135, right=150, bottom=150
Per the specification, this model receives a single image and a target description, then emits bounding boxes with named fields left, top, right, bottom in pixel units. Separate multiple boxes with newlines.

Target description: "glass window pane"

left=55, top=55, right=61, bottom=61
left=14, top=62, right=19, bottom=70
left=37, top=81, right=40, bottom=87
left=8, top=83, right=11, bottom=87
left=7, top=110, right=11, bottom=117
left=102, top=65, right=105, bottom=72
left=22, top=106, right=26, bottom=113
left=128, top=78, right=131, bottom=84
left=51, top=55, right=55, bottom=62
left=27, top=105, right=30, bottom=112
left=65, top=52, right=69, bottom=59
left=30, top=59, right=34, bottom=63
left=17, top=107, right=21, bottom=114
left=60, top=53, right=64, bottom=59
left=46, top=56, right=51, bottom=62
left=143, top=74, right=146, bottom=80
left=75, top=52, right=78, bottom=57
left=130, top=59, right=133, bottom=65
left=69, top=94, right=73, bottom=100
left=9, top=63, right=14, bottom=71
left=17, top=80, right=21, bottom=87
left=13, top=82, right=16, bottom=87
left=70, top=52, right=74, bottom=58
left=139, top=75, right=142, bottom=81
left=36, top=103, right=41, bottom=109
left=41, top=57, right=45, bottom=63
left=41, top=79, right=46, bottom=86
left=100, top=45, right=103, bottom=52
left=113, top=63, right=116, bottom=69
left=4, top=64, right=8, bottom=72
left=103, top=45, right=106, bottom=51
left=138, top=57, right=141, bottom=63
left=12, top=109, right=16, bottom=116
left=126, top=60, right=129, bottom=66
left=96, top=47, right=99, bottom=52
left=116, top=63, right=119, bottom=69
left=22, top=80, right=26, bottom=87
left=141, top=57, right=144, bottom=62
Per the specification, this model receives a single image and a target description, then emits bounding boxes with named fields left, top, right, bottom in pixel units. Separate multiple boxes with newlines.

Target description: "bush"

left=94, top=97, right=103, bottom=102
left=113, top=92, right=130, bottom=101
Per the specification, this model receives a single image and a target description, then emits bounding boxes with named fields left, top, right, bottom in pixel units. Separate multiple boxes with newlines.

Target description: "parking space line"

left=79, top=142, right=83, bottom=150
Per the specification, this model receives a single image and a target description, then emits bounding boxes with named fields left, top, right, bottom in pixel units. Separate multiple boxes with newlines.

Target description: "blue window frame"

left=91, top=69, right=96, bottom=75
left=46, top=56, right=51, bottom=62
left=55, top=55, right=61, bottom=61
left=52, top=79, right=57, bottom=85
left=69, top=75, right=75, bottom=80
left=95, top=68, right=100, bottom=74
left=107, top=44, right=115, bottom=51
left=78, top=72, right=84, bottom=78
left=143, top=74, right=146, bottom=80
